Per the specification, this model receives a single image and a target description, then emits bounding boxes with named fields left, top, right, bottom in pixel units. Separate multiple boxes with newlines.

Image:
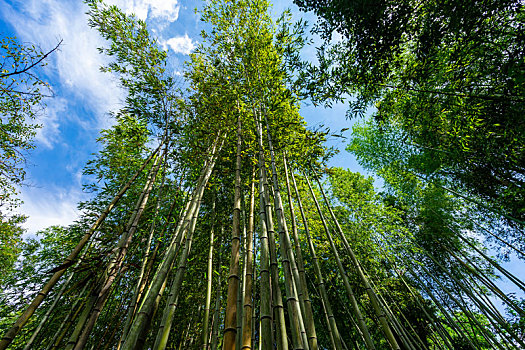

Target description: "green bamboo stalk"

left=288, top=168, right=343, bottom=350
left=211, top=232, right=223, bottom=350
left=313, top=176, right=400, bottom=350
left=367, top=276, right=425, bottom=350
left=263, top=116, right=306, bottom=350
left=406, top=266, right=478, bottom=349
left=203, top=201, right=217, bottom=350
left=283, top=154, right=319, bottom=350
left=122, top=135, right=223, bottom=350
left=241, top=176, right=256, bottom=350
left=73, top=151, right=163, bottom=350
left=443, top=247, right=525, bottom=348
left=251, top=228, right=257, bottom=350
left=46, top=282, right=90, bottom=350
left=236, top=231, right=245, bottom=350
left=118, top=150, right=171, bottom=349
left=23, top=238, right=95, bottom=350
left=224, top=114, right=244, bottom=350
left=369, top=230, right=455, bottom=349
left=255, top=112, right=285, bottom=350
left=418, top=263, right=504, bottom=350
left=152, top=196, right=201, bottom=350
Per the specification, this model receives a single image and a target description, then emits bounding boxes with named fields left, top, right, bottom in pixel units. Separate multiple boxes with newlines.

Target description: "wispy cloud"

left=162, top=34, right=196, bottom=55
left=18, top=184, right=84, bottom=236
left=0, top=0, right=189, bottom=235
left=0, top=0, right=124, bottom=232
left=33, top=97, right=67, bottom=149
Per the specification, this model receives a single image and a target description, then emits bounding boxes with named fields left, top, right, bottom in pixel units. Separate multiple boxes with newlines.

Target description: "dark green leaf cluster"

left=296, top=0, right=525, bottom=227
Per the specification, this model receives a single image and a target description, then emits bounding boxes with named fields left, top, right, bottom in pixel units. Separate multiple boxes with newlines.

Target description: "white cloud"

left=162, top=34, right=196, bottom=55
left=0, top=0, right=123, bottom=232
left=33, top=97, right=67, bottom=149
left=18, top=184, right=84, bottom=236
left=107, top=0, right=180, bottom=22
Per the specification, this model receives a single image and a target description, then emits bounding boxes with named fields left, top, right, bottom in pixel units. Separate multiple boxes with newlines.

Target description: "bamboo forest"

left=1, top=0, right=525, bottom=349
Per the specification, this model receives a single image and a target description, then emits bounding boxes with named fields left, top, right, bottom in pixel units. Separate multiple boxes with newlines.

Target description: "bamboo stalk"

left=224, top=114, right=244, bottom=350
left=203, top=200, right=217, bottom=350
left=255, top=111, right=284, bottom=350
left=263, top=116, right=306, bottom=350
left=23, top=239, right=95, bottom=350
left=283, top=154, right=318, bottom=350
left=73, top=150, right=163, bottom=350
left=118, top=149, right=171, bottom=349
left=288, top=168, right=343, bottom=350
left=418, top=264, right=504, bottom=350
left=241, top=175, right=256, bottom=350
left=152, top=194, right=202, bottom=350
left=211, top=232, right=223, bottom=350
left=122, top=134, right=223, bottom=350
left=46, top=282, right=90, bottom=350
left=369, top=230, right=456, bottom=349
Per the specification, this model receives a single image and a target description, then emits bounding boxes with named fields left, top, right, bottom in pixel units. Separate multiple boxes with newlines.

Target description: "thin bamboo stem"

left=264, top=116, right=306, bottom=350
left=203, top=200, right=217, bottom=350
left=288, top=168, right=343, bottom=350
left=241, top=175, right=256, bottom=349
left=122, top=134, right=223, bottom=350
left=313, top=176, right=400, bottom=350
left=304, top=174, right=377, bottom=350
left=153, top=193, right=202, bottom=350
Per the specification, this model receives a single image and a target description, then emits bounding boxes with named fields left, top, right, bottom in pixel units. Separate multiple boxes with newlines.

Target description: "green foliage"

left=0, top=214, right=25, bottom=282
left=349, top=118, right=525, bottom=252
left=2, top=1, right=520, bottom=349
left=506, top=299, right=525, bottom=342
left=82, top=113, right=150, bottom=192
left=0, top=37, right=57, bottom=286
left=295, top=0, right=525, bottom=227
left=86, top=0, right=176, bottom=129
left=0, top=225, right=82, bottom=339
left=441, top=311, right=493, bottom=350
